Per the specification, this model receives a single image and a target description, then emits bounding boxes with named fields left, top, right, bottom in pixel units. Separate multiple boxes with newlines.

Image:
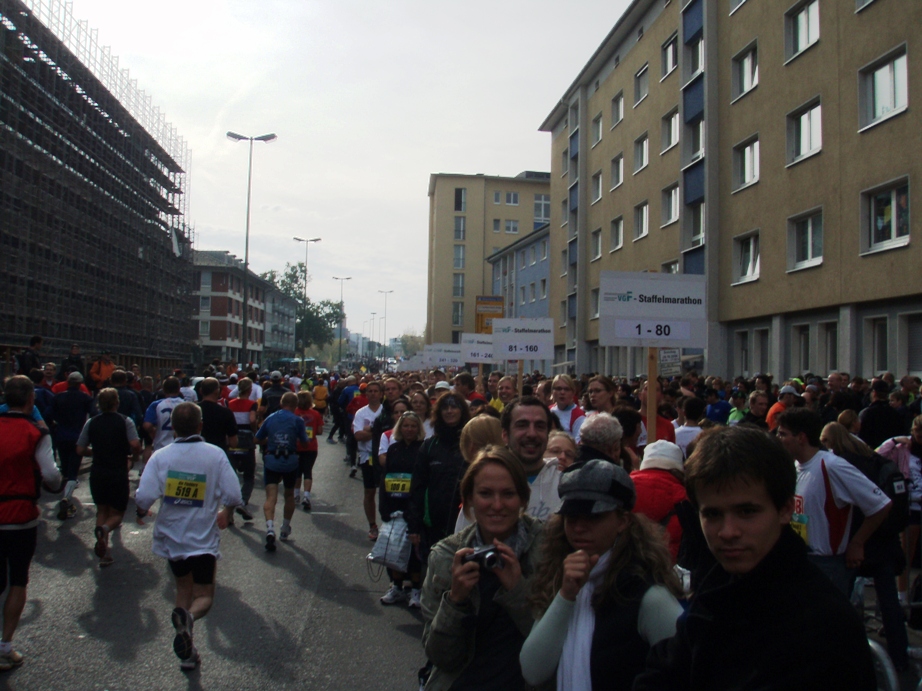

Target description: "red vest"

left=0, top=414, right=43, bottom=525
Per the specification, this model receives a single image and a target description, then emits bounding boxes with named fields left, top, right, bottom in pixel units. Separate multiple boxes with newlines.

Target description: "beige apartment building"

left=426, top=172, right=551, bottom=344
left=541, top=0, right=921, bottom=379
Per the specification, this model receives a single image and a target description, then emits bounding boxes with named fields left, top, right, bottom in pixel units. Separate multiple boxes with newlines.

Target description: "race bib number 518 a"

left=165, top=470, right=206, bottom=507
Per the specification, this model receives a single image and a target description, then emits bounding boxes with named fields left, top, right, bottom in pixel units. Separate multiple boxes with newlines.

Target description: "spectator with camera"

left=420, top=446, right=543, bottom=691
left=519, top=459, right=683, bottom=690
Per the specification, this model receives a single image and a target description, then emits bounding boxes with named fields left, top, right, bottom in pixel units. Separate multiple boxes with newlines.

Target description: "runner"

left=135, top=402, right=242, bottom=671
left=226, top=378, right=258, bottom=521
left=293, top=391, right=324, bottom=512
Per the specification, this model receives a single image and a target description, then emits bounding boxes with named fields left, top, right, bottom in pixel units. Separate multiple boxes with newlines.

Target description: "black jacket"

left=379, top=439, right=422, bottom=523
left=408, top=426, right=464, bottom=546
left=634, top=527, right=875, bottom=691
left=859, top=400, right=907, bottom=450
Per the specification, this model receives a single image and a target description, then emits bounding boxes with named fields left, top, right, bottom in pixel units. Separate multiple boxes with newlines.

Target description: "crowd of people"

left=3, top=338, right=922, bottom=688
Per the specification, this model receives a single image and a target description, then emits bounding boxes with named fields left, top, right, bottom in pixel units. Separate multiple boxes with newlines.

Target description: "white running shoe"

left=280, top=524, right=292, bottom=541
left=408, top=589, right=422, bottom=609
left=380, top=584, right=407, bottom=605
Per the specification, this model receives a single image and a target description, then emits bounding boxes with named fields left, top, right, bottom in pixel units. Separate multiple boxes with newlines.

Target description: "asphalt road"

left=1, top=437, right=427, bottom=691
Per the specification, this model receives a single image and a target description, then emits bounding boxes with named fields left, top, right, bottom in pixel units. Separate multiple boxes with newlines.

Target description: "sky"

left=65, top=0, right=633, bottom=345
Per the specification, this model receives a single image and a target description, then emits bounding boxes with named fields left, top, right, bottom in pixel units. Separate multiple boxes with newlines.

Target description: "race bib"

left=790, top=513, right=809, bottom=544
left=384, top=473, right=412, bottom=498
left=306, top=428, right=314, bottom=440
left=164, top=470, right=206, bottom=507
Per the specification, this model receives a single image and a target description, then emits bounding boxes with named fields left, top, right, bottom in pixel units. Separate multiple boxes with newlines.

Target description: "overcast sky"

left=66, top=0, right=632, bottom=344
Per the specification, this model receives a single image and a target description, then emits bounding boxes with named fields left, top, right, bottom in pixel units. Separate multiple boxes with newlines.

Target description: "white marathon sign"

left=599, top=271, right=706, bottom=348
left=460, top=333, right=498, bottom=363
left=491, top=318, right=554, bottom=360
left=423, top=344, right=463, bottom=367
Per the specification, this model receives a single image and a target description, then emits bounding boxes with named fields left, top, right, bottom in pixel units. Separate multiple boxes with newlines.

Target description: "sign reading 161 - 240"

left=600, top=272, right=706, bottom=348
left=491, top=318, right=554, bottom=360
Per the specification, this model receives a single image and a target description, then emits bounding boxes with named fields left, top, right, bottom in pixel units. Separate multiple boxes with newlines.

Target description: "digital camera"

left=462, top=545, right=504, bottom=570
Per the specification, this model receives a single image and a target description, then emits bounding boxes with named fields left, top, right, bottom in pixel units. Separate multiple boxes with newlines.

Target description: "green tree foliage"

left=261, top=263, right=345, bottom=349
left=398, top=330, right=425, bottom=357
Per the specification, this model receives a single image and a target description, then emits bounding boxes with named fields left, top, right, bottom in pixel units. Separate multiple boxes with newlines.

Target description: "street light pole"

left=293, top=237, right=320, bottom=368
left=370, top=312, right=377, bottom=362
left=378, top=289, right=393, bottom=362
left=333, top=276, right=352, bottom=367
left=227, top=130, right=277, bottom=366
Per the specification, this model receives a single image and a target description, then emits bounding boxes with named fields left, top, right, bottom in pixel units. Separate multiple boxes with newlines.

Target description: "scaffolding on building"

left=0, top=0, right=193, bottom=371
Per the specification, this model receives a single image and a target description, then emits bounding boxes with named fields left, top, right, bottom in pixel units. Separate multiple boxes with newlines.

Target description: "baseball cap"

left=779, top=385, right=801, bottom=397
left=434, top=381, right=451, bottom=391
left=558, top=459, right=636, bottom=516
left=640, top=440, right=685, bottom=473
left=270, top=370, right=282, bottom=381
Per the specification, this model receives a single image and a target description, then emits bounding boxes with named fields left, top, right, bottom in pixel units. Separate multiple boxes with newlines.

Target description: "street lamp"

left=333, top=276, right=352, bottom=366
left=292, top=237, right=321, bottom=303
left=370, top=312, right=376, bottom=359
left=378, top=289, right=393, bottom=362
left=227, top=130, right=277, bottom=366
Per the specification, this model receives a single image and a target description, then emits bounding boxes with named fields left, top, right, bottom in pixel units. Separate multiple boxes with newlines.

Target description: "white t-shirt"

left=674, top=424, right=703, bottom=457
left=135, top=437, right=242, bottom=560
left=228, top=384, right=262, bottom=402
left=143, top=396, right=186, bottom=451
left=550, top=404, right=586, bottom=441
left=794, top=449, right=891, bottom=556
left=379, top=429, right=394, bottom=457
left=353, top=404, right=383, bottom=464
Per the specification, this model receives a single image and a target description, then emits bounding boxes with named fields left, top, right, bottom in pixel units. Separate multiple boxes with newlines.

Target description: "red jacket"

left=630, top=468, right=687, bottom=562
left=0, top=415, right=44, bottom=525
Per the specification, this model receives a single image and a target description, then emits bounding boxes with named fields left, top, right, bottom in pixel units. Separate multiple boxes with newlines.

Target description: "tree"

left=260, top=263, right=345, bottom=349
left=398, top=330, right=425, bottom=358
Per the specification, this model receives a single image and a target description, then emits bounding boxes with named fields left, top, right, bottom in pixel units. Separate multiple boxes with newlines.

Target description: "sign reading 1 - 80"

left=614, top=320, right=691, bottom=340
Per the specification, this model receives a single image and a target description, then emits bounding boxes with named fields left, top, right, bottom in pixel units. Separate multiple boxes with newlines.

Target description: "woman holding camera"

left=520, top=459, right=683, bottom=691
left=420, top=446, right=544, bottom=691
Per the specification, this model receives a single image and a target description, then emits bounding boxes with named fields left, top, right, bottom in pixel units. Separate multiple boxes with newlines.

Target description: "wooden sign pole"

left=646, top=346, right=658, bottom=445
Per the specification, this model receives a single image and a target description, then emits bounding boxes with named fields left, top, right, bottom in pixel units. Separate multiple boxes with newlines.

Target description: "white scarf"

left=557, top=549, right=612, bottom=691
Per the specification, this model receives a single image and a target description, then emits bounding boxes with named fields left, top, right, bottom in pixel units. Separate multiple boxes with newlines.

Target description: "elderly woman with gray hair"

left=575, top=413, right=624, bottom=467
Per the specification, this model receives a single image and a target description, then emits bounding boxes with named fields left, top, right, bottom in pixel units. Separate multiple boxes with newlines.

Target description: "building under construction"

left=0, top=0, right=193, bottom=374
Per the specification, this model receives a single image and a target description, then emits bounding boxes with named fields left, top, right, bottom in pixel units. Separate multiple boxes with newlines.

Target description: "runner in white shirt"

left=142, top=377, right=186, bottom=452
left=135, top=402, right=241, bottom=671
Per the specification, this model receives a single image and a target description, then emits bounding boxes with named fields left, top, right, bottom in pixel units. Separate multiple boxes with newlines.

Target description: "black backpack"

left=845, top=451, right=910, bottom=539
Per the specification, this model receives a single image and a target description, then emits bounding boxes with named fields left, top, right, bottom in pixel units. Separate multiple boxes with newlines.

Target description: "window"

left=662, top=36, right=678, bottom=78
left=590, top=288, right=601, bottom=319
left=534, top=194, right=551, bottom=224
left=591, top=114, right=603, bottom=145
left=732, top=45, right=758, bottom=100
left=560, top=249, right=568, bottom=276
left=530, top=247, right=536, bottom=265
left=199, top=320, right=210, bottom=337
left=200, top=270, right=211, bottom=289
left=561, top=148, right=569, bottom=175
left=689, top=119, right=705, bottom=160
left=662, top=110, right=679, bottom=152
left=610, top=216, right=624, bottom=251
left=506, top=192, right=519, bottom=206
left=687, top=202, right=705, bottom=248
left=505, top=219, right=519, bottom=234
left=662, top=260, right=680, bottom=274
left=863, top=180, right=909, bottom=252
left=591, top=228, right=602, bottom=259
left=591, top=172, right=602, bottom=202
left=786, top=0, right=819, bottom=60
left=200, top=296, right=211, bottom=311
left=662, top=184, right=680, bottom=225
left=560, top=199, right=568, bottom=226
left=611, top=92, right=624, bottom=127
left=788, top=210, right=823, bottom=269
left=454, top=188, right=466, bottom=212
left=454, top=216, right=466, bottom=240
left=871, top=318, right=888, bottom=372
left=688, top=38, right=704, bottom=76
left=733, top=137, right=760, bottom=189
left=860, top=50, right=908, bottom=128
left=634, top=134, right=649, bottom=172
left=540, top=279, right=547, bottom=299
left=541, top=239, right=548, bottom=260
left=453, top=244, right=465, bottom=269
left=560, top=300, right=567, bottom=323
left=493, top=218, right=501, bottom=233
left=734, top=232, right=760, bottom=283
left=494, top=191, right=501, bottom=204
left=635, top=65, right=650, bottom=106
left=453, top=273, right=465, bottom=297
left=520, top=287, right=526, bottom=305
left=521, top=252, right=526, bottom=269
left=788, top=101, right=822, bottom=162
left=611, top=154, right=624, bottom=189
left=634, top=202, right=649, bottom=240
left=530, top=283, right=536, bottom=302
left=452, top=302, right=464, bottom=326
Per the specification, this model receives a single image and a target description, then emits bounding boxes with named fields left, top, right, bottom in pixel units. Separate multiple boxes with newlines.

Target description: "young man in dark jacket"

left=634, top=425, right=876, bottom=691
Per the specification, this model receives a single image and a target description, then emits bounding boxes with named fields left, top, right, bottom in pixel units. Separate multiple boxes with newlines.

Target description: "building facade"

left=427, top=172, right=551, bottom=344
left=264, top=288, right=297, bottom=368
left=0, top=0, right=192, bottom=371
left=541, top=0, right=920, bottom=379
left=192, top=251, right=270, bottom=367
